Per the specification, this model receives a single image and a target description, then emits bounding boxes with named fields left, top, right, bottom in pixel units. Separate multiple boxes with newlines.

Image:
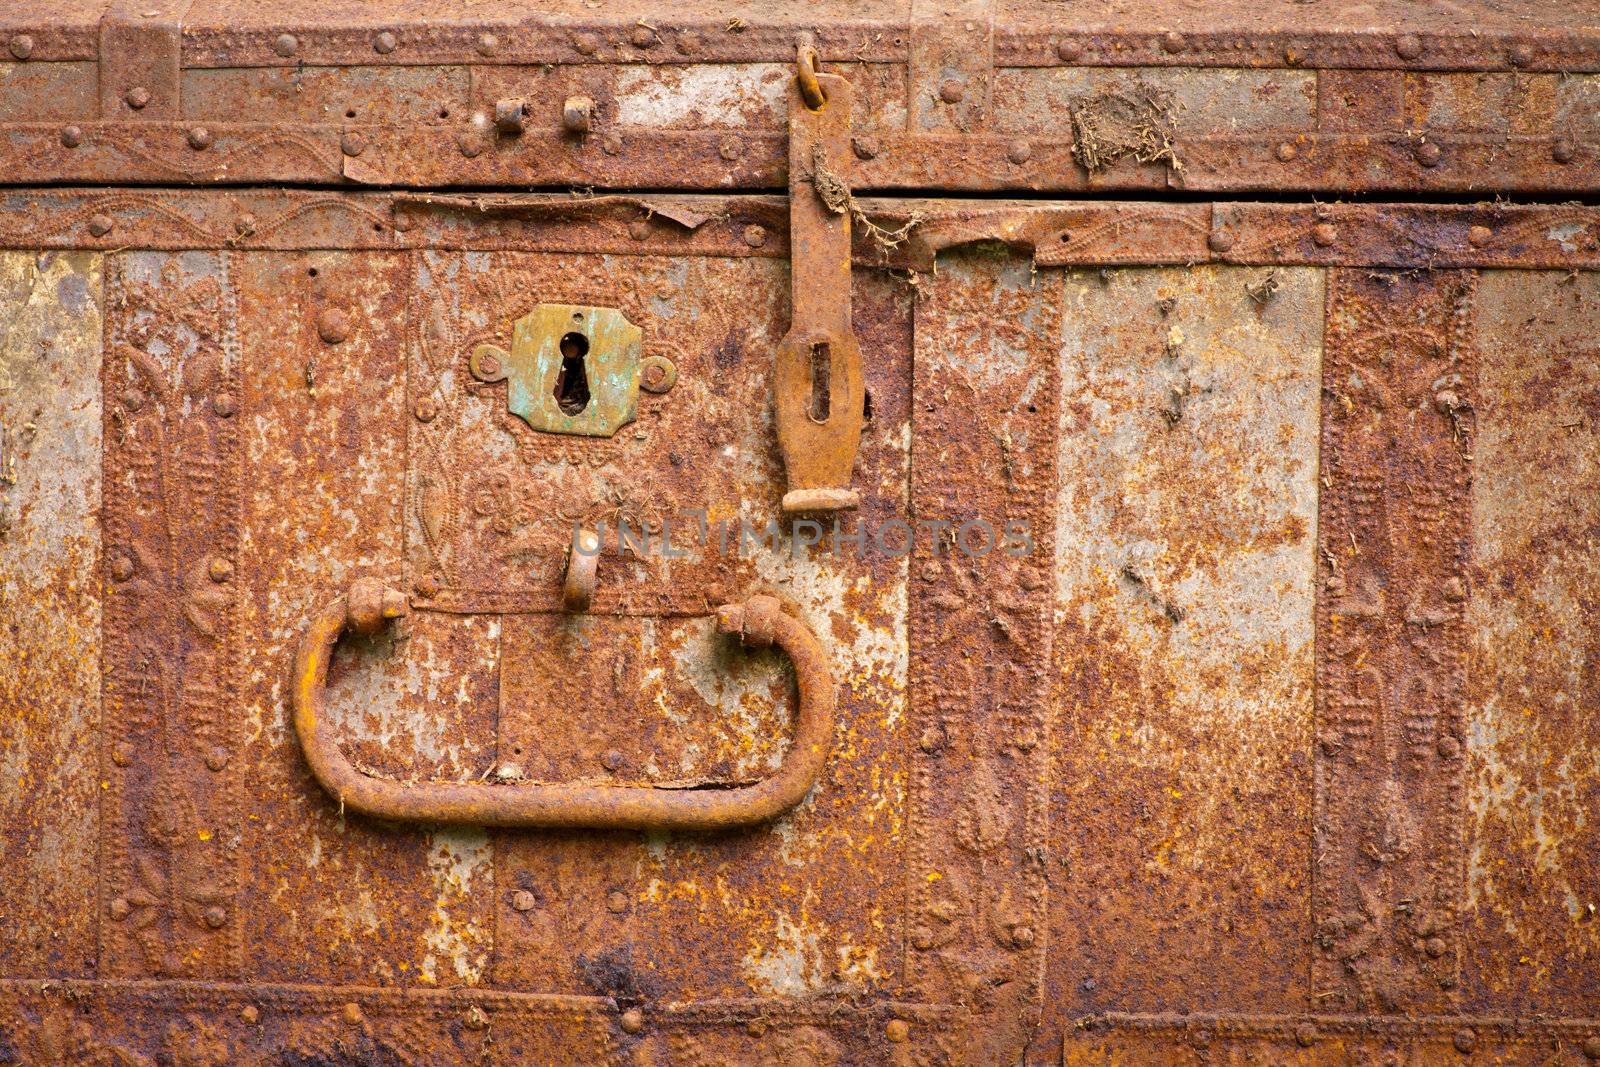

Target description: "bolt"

left=60, top=126, right=83, bottom=148
left=1415, top=141, right=1442, bottom=167
left=373, top=31, right=397, bottom=54
left=640, top=356, right=677, bottom=394
left=561, top=96, right=592, bottom=136
left=1162, top=31, right=1186, bottom=53
left=110, top=554, right=134, bottom=582
left=938, top=79, right=965, bottom=104
left=240, top=1004, right=260, bottom=1025
left=1467, top=224, right=1491, bottom=247
left=1312, top=223, right=1337, bottom=247
left=206, top=748, right=228, bottom=772
left=628, top=219, right=651, bottom=241
left=209, top=556, right=234, bottom=583
left=1394, top=33, right=1423, bottom=60
left=10, top=35, right=34, bottom=60
left=109, top=897, right=132, bottom=920
left=203, top=906, right=227, bottom=928
left=743, top=224, right=767, bottom=248
left=1208, top=230, right=1235, bottom=253
left=477, top=352, right=501, bottom=378
left=719, top=137, right=742, bottom=161
left=464, top=1005, right=490, bottom=1031
left=1057, top=39, right=1082, bottom=62
left=572, top=31, right=599, bottom=56
left=414, top=398, right=437, bottom=423
left=187, top=126, right=213, bottom=151
left=620, top=1008, right=645, bottom=1034
left=602, top=750, right=624, bottom=772
left=1275, top=142, right=1298, bottom=163
left=1509, top=43, right=1534, bottom=66
left=607, top=890, right=629, bottom=913
left=340, top=132, right=365, bottom=157
left=124, top=86, right=150, bottom=110
left=600, top=131, right=623, bottom=155
left=1007, top=140, right=1033, bottom=165
left=886, top=1019, right=910, bottom=1043
left=631, top=25, right=657, bottom=49
left=496, top=98, right=527, bottom=136
left=212, top=392, right=237, bottom=418
left=273, top=33, right=298, bottom=58
left=316, top=307, right=351, bottom=344
left=509, top=889, right=537, bottom=912
left=1295, top=1023, right=1317, bottom=1047
left=1583, top=1036, right=1600, bottom=1060
left=342, top=1002, right=362, bottom=1026
left=1553, top=138, right=1577, bottom=164
left=476, top=33, right=498, bottom=57
left=1453, top=1027, right=1476, bottom=1054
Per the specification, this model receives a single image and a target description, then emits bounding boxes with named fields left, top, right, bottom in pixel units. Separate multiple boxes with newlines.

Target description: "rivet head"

left=1207, top=230, right=1235, bottom=253
left=9, top=35, right=34, bottom=60
left=1437, top=734, right=1461, bottom=759
left=1425, top=936, right=1448, bottom=958
left=240, top=1005, right=260, bottom=1025
left=415, top=575, right=440, bottom=599
left=1312, top=222, right=1337, bottom=247
left=1415, top=141, right=1442, bottom=167
left=316, top=308, right=351, bottom=344
left=1275, top=141, right=1298, bottom=163
left=719, top=136, right=742, bottom=161
left=560, top=96, right=591, bottom=136
left=88, top=214, right=114, bottom=238
left=464, top=1005, right=490, bottom=1031
left=628, top=218, right=651, bottom=241
left=1295, top=1023, right=1317, bottom=1047
left=676, top=30, right=701, bottom=55
left=600, top=131, right=623, bottom=156
left=572, top=31, right=599, bottom=56
left=187, top=126, right=213, bottom=151
left=630, top=26, right=657, bottom=49
left=1007, top=140, right=1033, bottom=165
left=1509, top=43, right=1534, bottom=66
left=619, top=1008, right=645, bottom=1034
left=601, top=749, right=624, bottom=771
left=476, top=32, right=498, bottom=56
left=1553, top=138, right=1577, bottom=164
left=273, top=33, right=298, bottom=58
left=641, top=355, right=678, bottom=393
left=886, top=1019, right=910, bottom=1043
left=202, top=905, right=227, bottom=928
left=742, top=224, right=767, bottom=248
left=109, top=553, right=134, bottom=582
left=1395, top=33, right=1423, bottom=60
left=341, top=1002, right=362, bottom=1026
left=205, top=748, right=228, bottom=772
left=414, top=398, right=438, bottom=423
left=510, top=889, right=537, bottom=912
left=1467, top=224, right=1492, bottom=247
left=111, top=743, right=133, bottom=766
left=937, top=79, right=965, bottom=104
left=373, top=31, right=397, bottom=54
left=214, top=390, right=239, bottom=418
left=109, top=897, right=132, bottom=920
left=1582, top=1036, right=1600, bottom=1060
left=1010, top=924, right=1035, bottom=948
left=911, top=925, right=935, bottom=950
left=1056, top=39, right=1082, bottom=62
left=456, top=130, right=485, bottom=158
left=1161, top=31, right=1186, bottom=53
left=124, top=86, right=150, bottom=110
left=1453, top=1028, right=1476, bottom=1054
left=60, top=125, right=82, bottom=148
left=340, top=131, right=365, bottom=157
left=852, top=136, right=880, bottom=161
left=494, top=97, right=527, bottom=136
left=208, top=557, right=234, bottom=583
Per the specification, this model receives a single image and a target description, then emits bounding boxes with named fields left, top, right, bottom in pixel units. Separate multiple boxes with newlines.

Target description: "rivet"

left=1553, top=138, right=1576, bottom=164
left=1467, top=224, right=1492, bottom=247
left=415, top=575, right=440, bottom=599
left=120, top=388, right=143, bottom=412
left=316, top=307, right=351, bottom=344
left=676, top=31, right=700, bottom=55
left=476, top=32, right=498, bottom=56
left=742, top=224, right=767, bottom=248
left=619, top=1008, right=645, bottom=1034
left=1394, top=33, right=1422, bottom=60
left=607, top=890, right=629, bottom=913
left=464, top=1005, right=490, bottom=1031
left=1191, top=1030, right=1212, bottom=1051
left=1312, top=222, right=1337, bottom=247
left=631, top=25, right=657, bottom=49
left=911, top=926, right=935, bottom=950
left=886, top=1019, right=910, bottom=1043
left=240, top=1004, right=260, bottom=1025
left=852, top=136, right=880, bottom=161
left=373, top=31, right=397, bottom=54
left=109, top=897, right=132, bottom=920
left=1437, top=735, right=1461, bottom=759
left=202, top=906, right=227, bottom=928
left=641, top=355, right=678, bottom=394
left=111, top=743, right=133, bottom=767
left=1275, top=141, right=1298, bottom=163
left=1582, top=1036, right=1600, bottom=1060
left=1425, top=936, right=1447, bottom=958
left=89, top=214, right=114, bottom=238
left=187, top=126, right=214, bottom=151
left=1161, top=31, right=1186, bottom=53
left=342, top=1002, right=362, bottom=1026
left=390, top=211, right=414, bottom=233
left=273, top=33, right=298, bottom=58
left=510, top=889, right=536, bottom=912
left=60, top=125, right=83, bottom=148
left=1453, top=1028, right=1476, bottom=1054
left=938, top=79, right=965, bottom=104
left=1010, top=925, right=1035, bottom=948
left=628, top=218, right=651, bottom=241
left=560, top=96, right=591, bottom=136
left=600, top=131, right=623, bottom=155
left=719, top=136, right=742, bottom=161
left=234, top=212, right=257, bottom=236
left=205, top=748, right=228, bottom=772
left=414, top=398, right=438, bottom=423
left=1056, top=39, right=1082, bottom=62
left=340, top=131, right=365, bottom=157
left=602, top=749, right=624, bottom=771
left=1415, top=141, right=1442, bottom=167
left=1207, top=230, right=1235, bottom=253
left=1007, top=140, right=1032, bottom=165
left=456, top=130, right=484, bottom=158
left=572, top=31, right=599, bottom=56
left=1442, top=576, right=1466, bottom=602
left=9, top=35, right=34, bottom=60
left=1295, top=1023, right=1317, bottom=1047
left=1509, top=43, right=1534, bottom=66
left=124, top=86, right=150, bottom=110
left=208, top=557, right=234, bottom=583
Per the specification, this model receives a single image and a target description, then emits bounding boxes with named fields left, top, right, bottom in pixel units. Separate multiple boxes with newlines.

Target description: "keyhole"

left=809, top=341, right=831, bottom=423
left=554, top=332, right=590, bottom=415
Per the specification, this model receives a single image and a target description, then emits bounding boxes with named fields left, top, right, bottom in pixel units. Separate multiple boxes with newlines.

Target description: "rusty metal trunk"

left=1, top=2, right=1599, bottom=1065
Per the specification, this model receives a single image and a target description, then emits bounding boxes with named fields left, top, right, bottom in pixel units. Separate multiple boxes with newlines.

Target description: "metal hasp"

left=472, top=303, right=640, bottom=437
left=774, top=42, right=865, bottom=515
left=291, top=580, right=835, bottom=830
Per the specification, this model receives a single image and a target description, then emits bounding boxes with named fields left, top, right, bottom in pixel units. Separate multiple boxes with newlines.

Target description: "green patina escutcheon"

left=506, top=303, right=641, bottom=437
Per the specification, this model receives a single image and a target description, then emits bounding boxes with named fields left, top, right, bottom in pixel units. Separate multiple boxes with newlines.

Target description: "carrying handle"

left=291, top=580, right=835, bottom=830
